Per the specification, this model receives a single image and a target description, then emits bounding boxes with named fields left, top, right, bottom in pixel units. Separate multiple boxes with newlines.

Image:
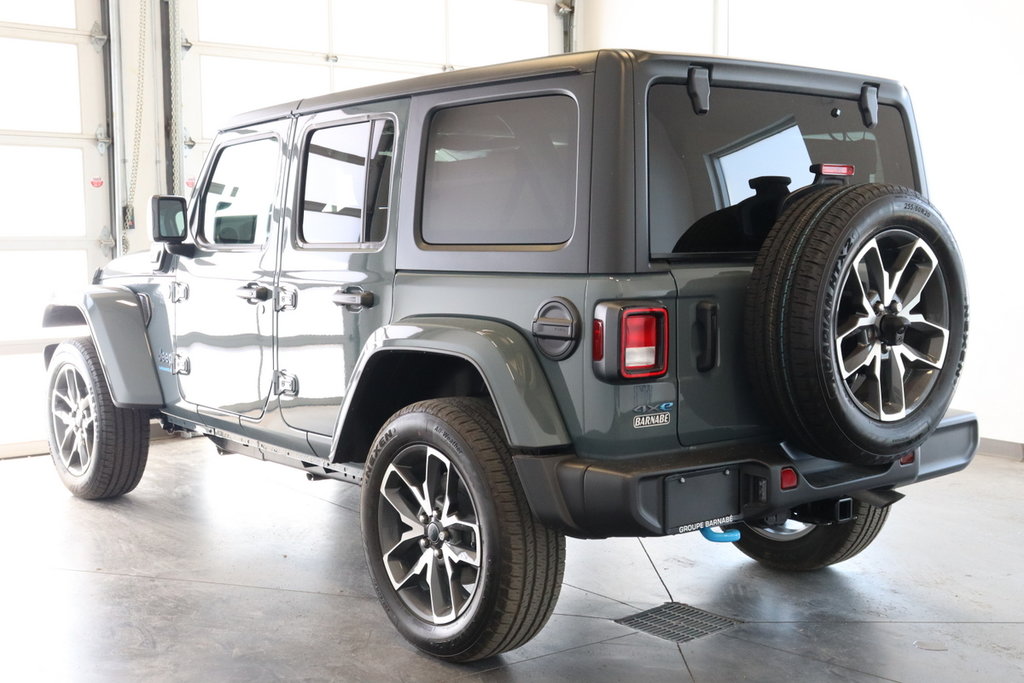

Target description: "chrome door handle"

left=235, top=283, right=272, bottom=304
left=332, top=288, right=375, bottom=310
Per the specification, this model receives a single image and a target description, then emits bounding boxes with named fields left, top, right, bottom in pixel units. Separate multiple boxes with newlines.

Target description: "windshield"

left=648, top=84, right=915, bottom=256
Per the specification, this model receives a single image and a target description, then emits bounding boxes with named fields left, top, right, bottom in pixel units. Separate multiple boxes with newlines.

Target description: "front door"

left=276, top=113, right=396, bottom=444
left=173, top=122, right=291, bottom=430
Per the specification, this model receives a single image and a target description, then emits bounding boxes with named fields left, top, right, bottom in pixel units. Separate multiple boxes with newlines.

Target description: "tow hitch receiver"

left=792, top=497, right=855, bottom=525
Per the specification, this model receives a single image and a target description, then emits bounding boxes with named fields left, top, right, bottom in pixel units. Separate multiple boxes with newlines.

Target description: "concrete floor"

left=0, top=438, right=1021, bottom=682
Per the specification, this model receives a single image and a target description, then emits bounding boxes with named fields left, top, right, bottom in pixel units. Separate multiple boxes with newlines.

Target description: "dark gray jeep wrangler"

left=42, top=50, right=976, bottom=661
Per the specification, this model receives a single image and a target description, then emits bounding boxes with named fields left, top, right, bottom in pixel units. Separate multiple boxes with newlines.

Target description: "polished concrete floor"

left=1, top=437, right=1021, bottom=682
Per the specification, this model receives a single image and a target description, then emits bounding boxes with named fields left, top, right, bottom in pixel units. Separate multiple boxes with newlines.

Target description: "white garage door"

left=0, top=0, right=111, bottom=456
left=175, top=0, right=557, bottom=190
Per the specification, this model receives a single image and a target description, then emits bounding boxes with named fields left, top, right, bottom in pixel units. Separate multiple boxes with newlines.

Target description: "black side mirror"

left=151, top=195, right=188, bottom=243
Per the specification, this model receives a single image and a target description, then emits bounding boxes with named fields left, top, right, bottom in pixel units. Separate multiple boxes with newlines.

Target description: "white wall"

left=579, top=0, right=1023, bottom=443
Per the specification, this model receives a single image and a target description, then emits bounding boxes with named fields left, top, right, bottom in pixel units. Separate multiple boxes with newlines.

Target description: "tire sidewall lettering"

left=749, top=184, right=968, bottom=464
left=362, top=405, right=501, bottom=654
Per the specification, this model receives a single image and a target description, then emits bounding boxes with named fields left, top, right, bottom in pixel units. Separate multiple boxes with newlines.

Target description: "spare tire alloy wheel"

left=745, top=184, right=968, bottom=465
left=361, top=398, right=565, bottom=662
left=835, top=229, right=949, bottom=422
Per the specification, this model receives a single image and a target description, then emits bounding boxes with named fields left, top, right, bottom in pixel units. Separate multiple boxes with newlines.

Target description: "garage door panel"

left=0, top=353, right=47, bottom=448
left=330, top=0, right=445, bottom=64
left=0, top=0, right=76, bottom=29
left=0, top=37, right=82, bottom=133
left=196, top=0, right=329, bottom=52
left=0, top=143, right=94, bottom=237
left=0, top=249, right=90, bottom=338
left=196, top=54, right=331, bottom=138
left=448, top=0, right=550, bottom=67
left=0, top=0, right=108, bottom=455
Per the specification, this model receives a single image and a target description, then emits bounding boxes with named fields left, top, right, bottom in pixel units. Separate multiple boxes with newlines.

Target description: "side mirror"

left=151, top=195, right=188, bottom=243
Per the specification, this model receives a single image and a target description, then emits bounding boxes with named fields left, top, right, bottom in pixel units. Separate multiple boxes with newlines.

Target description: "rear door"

left=276, top=110, right=397, bottom=452
left=646, top=81, right=916, bottom=446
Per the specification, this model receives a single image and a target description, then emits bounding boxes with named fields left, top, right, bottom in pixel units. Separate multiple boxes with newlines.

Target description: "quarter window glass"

left=201, top=138, right=279, bottom=246
left=648, top=84, right=914, bottom=255
left=421, top=95, right=578, bottom=245
left=301, top=119, right=394, bottom=244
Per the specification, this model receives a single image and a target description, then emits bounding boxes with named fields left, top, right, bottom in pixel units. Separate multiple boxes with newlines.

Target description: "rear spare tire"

left=745, top=184, right=967, bottom=465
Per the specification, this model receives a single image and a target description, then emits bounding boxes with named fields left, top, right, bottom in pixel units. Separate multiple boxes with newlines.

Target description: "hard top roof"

left=220, top=49, right=904, bottom=132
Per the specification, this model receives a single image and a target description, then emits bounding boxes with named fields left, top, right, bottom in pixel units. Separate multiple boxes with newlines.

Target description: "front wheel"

left=731, top=500, right=890, bottom=571
left=46, top=338, right=150, bottom=499
left=360, top=398, right=565, bottom=662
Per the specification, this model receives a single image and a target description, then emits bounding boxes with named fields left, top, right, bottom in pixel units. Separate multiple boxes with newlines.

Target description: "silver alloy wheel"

left=50, top=363, right=95, bottom=477
left=834, top=228, right=950, bottom=421
left=377, top=444, right=481, bottom=625
left=746, top=519, right=815, bottom=541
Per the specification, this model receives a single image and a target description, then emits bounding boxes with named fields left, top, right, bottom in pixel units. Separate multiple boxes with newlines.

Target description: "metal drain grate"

left=615, top=602, right=738, bottom=643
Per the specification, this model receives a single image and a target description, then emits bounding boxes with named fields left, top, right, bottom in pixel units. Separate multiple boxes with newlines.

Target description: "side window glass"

left=301, top=119, right=395, bottom=245
left=421, top=95, right=578, bottom=245
left=201, top=138, right=279, bottom=246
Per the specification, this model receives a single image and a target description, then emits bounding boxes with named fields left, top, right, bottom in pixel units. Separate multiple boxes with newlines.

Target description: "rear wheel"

left=46, top=338, right=150, bottom=499
left=360, top=397, right=565, bottom=662
left=731, top=500, right=890, bottom=571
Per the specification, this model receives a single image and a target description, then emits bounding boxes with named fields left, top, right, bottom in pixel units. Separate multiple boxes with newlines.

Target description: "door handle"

left=235, top=282, right=272, bottom=304
left=332, top=288, right=375, bottom=310
left=696, top=301, right=719, bottom=372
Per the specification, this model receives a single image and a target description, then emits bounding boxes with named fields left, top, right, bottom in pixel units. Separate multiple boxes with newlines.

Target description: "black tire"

left=360, top=397, right=565, bottom=662
left=46, top=337, right=150, bottom=499
left=746, top=184, right=968, bottom=465
left=731, top=500, right=890, bottom=571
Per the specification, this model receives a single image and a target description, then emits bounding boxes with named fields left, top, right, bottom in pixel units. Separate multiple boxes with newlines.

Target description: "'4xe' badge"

left=633, top=412, right=671, bottom=429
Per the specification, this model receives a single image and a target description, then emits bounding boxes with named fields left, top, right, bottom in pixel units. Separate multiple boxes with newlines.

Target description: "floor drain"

left=615, top=602, right=738, bottom=643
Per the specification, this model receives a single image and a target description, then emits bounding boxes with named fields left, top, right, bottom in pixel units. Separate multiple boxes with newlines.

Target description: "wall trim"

left=978, top=437, right=1024, bottom=462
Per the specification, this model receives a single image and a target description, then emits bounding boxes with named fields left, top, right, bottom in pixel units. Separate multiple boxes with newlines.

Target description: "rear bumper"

left=514, top=410, right=979, bottom=538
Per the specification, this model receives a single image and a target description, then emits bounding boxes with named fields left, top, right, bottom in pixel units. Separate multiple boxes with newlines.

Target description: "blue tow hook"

left=700, top=526, right=741, bottom=543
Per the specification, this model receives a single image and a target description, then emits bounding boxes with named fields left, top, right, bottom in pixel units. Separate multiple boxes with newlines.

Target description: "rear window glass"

left=300, top=119, right=395, bottom=245
left=648, top=84, right=915, bottom=256
left=421, top=95, right=578, bottom=245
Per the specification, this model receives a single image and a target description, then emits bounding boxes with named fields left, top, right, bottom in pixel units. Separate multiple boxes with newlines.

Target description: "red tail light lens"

left=780, top=467, right=799, bottom=490
left=620, top=308, right=668, bottom=378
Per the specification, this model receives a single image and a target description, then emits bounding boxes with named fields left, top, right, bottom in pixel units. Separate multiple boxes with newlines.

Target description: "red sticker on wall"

left=185, top=177, right=196, bottom=189
left=90, top=177, right=104, bottom=188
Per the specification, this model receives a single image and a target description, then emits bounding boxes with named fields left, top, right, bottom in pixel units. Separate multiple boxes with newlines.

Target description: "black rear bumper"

left=513, top=411, right=979, bottom=538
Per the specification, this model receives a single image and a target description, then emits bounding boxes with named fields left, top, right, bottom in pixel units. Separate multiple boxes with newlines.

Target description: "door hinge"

left=97, top=225, right=116, bottom=259
left=172, top=353, right=191, bottom=375
left=275, top=371, right=299, bottom=397
left=95, top=125, right=111, bottom=155
left=276, top=285, right=298, bottom=312
left=89, top=21, right=108, bottom=52
left=171, top=281, right=190, bottom=303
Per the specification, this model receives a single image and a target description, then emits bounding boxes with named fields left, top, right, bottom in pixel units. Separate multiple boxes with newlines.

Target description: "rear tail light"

left=620, top=308, right=668, bottom=378
left=592, top=319, right=605, bottom=362
left=592, top=301, right=670, bottom=382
